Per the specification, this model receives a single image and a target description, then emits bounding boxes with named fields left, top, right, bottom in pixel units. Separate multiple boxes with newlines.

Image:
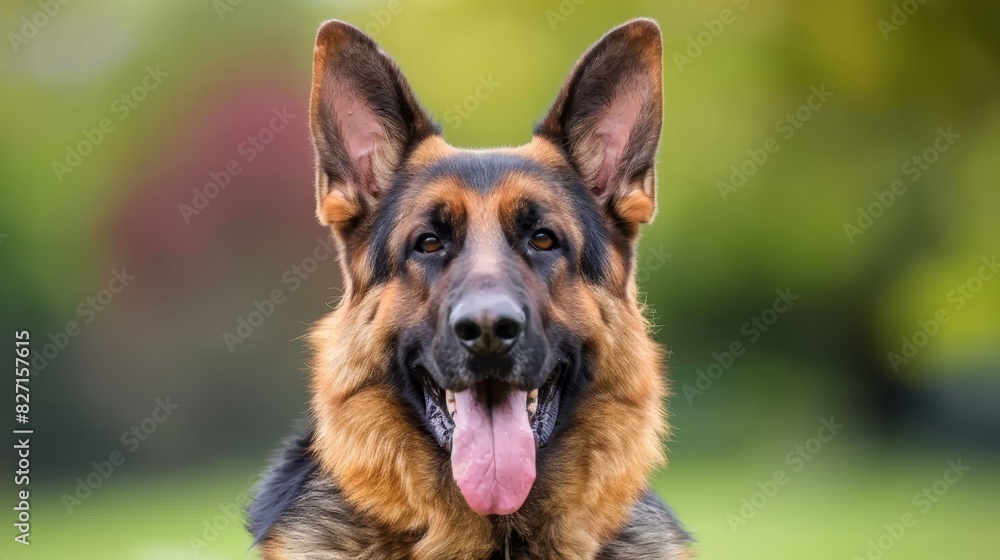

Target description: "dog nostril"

left=449, top=294, right=525, bottom=354
left=454, top=320, right=482, bottom=342
left=493, top=318, right=521, bottom=341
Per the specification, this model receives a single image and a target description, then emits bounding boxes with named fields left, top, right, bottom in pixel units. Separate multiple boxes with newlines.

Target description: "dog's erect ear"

left=310, top=20, right=439, bottom=227
left=536, top=19, right=663, bottom=227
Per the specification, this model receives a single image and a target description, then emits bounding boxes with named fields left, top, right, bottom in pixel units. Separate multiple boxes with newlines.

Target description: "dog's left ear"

left=310, top=20, right=439, bottom=228
left=536, top=18, right=663, bottom=228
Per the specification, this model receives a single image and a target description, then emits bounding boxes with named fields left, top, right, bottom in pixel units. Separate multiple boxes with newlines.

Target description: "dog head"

left=309, top=18, right=663, bottom=519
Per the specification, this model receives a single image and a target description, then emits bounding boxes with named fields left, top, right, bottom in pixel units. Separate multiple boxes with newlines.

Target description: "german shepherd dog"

left=249, top=17, right=692, bottom=559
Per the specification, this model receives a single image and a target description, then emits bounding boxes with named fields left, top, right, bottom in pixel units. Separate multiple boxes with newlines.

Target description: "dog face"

left=308, top=19, right=663, bottom=521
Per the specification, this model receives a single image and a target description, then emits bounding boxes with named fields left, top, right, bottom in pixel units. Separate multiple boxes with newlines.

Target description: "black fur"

left=247, top=432, right=318, bottom=545
left=365, top=167, right=410, bottom=285
left=419, top=151, right=543, bottom=194
left=364, top=150, right=616, bottom=291
left=597, top=492, right=694, bottom=559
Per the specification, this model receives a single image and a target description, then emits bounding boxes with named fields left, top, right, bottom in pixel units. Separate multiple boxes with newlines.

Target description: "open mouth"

left=417, top=362, right=566, bottom=516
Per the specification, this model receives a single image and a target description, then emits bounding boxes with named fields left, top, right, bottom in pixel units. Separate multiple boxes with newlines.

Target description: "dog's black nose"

left=450, top=293, right=524, bottom=355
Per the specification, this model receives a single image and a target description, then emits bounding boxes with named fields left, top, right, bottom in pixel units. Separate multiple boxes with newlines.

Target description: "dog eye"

left=530, top=229, right=558, bottom=251
left=416, top=234, right=444, bottom=253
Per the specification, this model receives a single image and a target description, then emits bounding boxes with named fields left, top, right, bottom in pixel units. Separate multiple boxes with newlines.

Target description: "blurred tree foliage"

left=0, top=0, right=997, bottom=470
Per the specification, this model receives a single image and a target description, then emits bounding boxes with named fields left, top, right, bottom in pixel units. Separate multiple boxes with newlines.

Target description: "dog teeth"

left=444, top=388, right=538, bottom=419
left=527, top=389, right=538, bottom=419
left=446, top=390, right=456, bottom=418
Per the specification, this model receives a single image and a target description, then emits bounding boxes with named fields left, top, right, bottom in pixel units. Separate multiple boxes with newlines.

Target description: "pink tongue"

left=450, top=385, right=536, bottom=516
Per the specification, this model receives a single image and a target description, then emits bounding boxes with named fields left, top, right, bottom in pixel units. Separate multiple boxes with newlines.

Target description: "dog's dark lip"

left=413, top=359, right=569, bottom=451
left=530, top=361, right=566, bottom=446
left=416, top=364, right=454, bottom=451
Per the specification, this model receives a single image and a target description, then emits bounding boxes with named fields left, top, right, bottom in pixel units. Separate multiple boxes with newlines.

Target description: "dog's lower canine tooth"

left=527, top=389, right=538, bottom=418
left=446, top=390, right=457, bottom=417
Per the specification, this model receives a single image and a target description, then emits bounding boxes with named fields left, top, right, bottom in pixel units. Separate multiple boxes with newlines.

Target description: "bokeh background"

left=2, top=0, right=999, bottom=558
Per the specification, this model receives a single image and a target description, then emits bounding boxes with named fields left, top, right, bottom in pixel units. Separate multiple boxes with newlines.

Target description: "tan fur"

left=300, top=139, right=670, bottom=559
left=260, top=537, right=291, bottom=560
left=260, top=17, right=689, bottom=560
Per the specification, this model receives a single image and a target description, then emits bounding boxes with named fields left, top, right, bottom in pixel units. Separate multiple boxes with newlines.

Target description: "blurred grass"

left=9, top=453, right=998, bottom=559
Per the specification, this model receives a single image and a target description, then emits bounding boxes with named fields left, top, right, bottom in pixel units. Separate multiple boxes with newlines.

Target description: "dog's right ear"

left=310, top=20, right=439, bottom=229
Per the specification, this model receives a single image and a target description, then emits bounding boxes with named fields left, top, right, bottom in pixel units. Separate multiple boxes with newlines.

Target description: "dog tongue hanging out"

left=249, top=16, right=692, bottom=560
left=450, top=382, right=535, bottom=515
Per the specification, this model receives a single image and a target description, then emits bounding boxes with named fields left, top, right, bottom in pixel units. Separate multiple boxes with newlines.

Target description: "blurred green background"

left=2, top=0, right=999, bottom=558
